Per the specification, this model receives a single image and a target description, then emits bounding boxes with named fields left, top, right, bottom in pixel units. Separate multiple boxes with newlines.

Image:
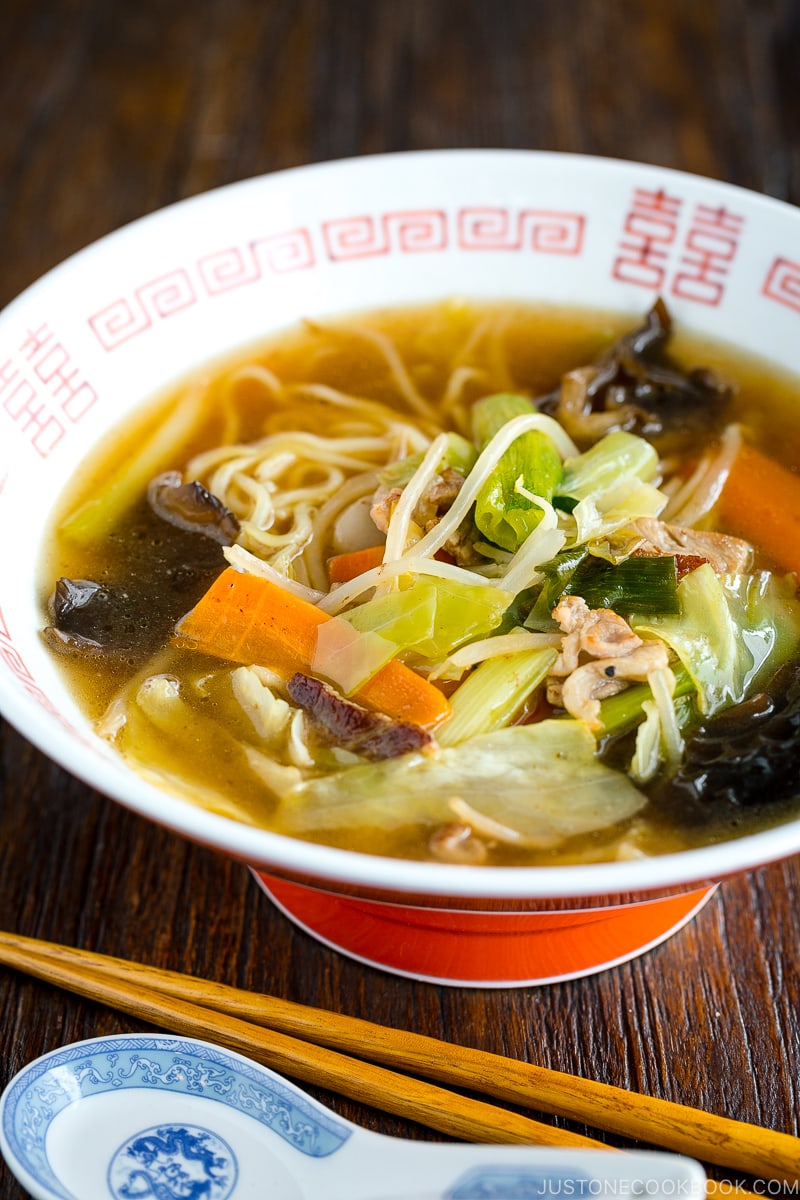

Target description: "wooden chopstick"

left=0, top=935, right=602, bottom=1151
left=0, top=933, right=792, bottom=1192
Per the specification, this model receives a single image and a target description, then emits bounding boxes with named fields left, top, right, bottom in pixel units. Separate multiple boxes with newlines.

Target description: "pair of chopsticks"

left=0, top=932, right=794, bottom=1194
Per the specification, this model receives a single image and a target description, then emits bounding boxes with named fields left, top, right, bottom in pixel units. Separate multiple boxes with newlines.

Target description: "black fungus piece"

left=649, top=661, right=800, bottom=818
left=45, top=577, right=148, bottom=656
left=592, top=298, right=732, bottom=420
left=43, top=498, right=228, bottom=660
left=286, top=671, right=433, bottom=761
left=147, top=471, right=240, bottom=545
left=539, top=298, right=733, bottom=447
left=51, top=577, right=105, bottom=621
left=41, top=625, right=105, bottom=657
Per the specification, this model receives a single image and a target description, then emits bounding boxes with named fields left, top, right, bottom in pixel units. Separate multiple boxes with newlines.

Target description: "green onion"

left=563, top=555, right=681, bottom=616
left=596, top=664, right=696, bottom=739
left=523, top=546, right=589, bottom=630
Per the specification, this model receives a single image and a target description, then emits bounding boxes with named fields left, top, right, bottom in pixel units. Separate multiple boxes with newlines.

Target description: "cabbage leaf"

left=470, top=392, right=564, bottom=553
left=633, top=565, right=800, bottom=715
left=558, top=430, right=659, bottom=501
left=571, top=478, right=667, bottom=546
left=277, top=720, right=646, bottom=845
left=474, top=432, right=563, bottom=553
left=342, top=576, right=512, bottom=664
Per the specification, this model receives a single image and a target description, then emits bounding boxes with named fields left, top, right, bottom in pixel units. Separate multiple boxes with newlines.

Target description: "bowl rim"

left=3, top=144, right=800, bottom=324
left=2, top=146, right=799, bottom=902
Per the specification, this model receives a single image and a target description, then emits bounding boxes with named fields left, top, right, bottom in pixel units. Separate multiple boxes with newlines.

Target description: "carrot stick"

left=327, top=544, right=386, bottom=584
left=174, top=567, right=450, bottom=728
left=717, top=443, right=800, bottom=578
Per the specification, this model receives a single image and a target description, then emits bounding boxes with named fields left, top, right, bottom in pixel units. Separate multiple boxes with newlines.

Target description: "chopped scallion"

left=596, top=664, right=695, bottom=739
left=562, top=555, right=681, bottom=616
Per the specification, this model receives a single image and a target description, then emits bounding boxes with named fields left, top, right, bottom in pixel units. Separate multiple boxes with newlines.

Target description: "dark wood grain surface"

left=2, top=2, right=799, bottom=1196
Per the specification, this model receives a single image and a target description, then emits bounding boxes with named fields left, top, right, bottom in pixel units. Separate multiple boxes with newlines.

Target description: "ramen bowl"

left=1, top=150, right=799, bottom=986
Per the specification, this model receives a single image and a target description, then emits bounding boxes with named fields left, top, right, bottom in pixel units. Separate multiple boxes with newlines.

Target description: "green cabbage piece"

left=474, top=430, right=563, bottom=553
left=469, top=393, right=564, bottom=553
left=342, top=576, right=512, bottom=664
left=558, top=431, right=659, bottom=501
left=553, top=431, right=665, bottom=548
left=312, top=617, right=399, bottom=695
left=571, top=478, right=667, bottom=546
left=470, top=392, right=535, bottom=447
left=277, top=720, right=646, bottom=844
left=634, top=565, right=800, bottom=716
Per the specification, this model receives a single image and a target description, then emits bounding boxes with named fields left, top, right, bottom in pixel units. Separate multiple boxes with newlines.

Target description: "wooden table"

left=2, top=2, right=799, bottom=1195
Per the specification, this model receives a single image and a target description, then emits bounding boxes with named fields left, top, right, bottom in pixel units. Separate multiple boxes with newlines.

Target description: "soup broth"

left=40, top=300, right=800, bottom=865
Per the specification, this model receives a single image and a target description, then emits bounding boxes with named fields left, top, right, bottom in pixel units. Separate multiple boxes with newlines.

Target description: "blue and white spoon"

left=0, top=1033, right=706, bottom=1200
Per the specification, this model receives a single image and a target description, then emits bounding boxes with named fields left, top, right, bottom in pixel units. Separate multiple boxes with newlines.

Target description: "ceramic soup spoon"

left=0, top=1033, right=706, bottom=1200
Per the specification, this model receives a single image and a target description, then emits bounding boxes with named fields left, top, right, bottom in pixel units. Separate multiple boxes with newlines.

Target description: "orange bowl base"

left=252, top=872, right=717, bottom=987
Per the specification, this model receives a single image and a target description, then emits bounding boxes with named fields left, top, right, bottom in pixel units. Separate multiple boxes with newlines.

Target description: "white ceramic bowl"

left=1, top=151, right=799, bottom=985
